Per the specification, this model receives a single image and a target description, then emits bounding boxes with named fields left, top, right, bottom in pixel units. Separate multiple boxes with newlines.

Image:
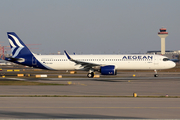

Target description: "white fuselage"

left=34, top=54, right=175, bottom=71
left=6, top=32, right=176, bottom=78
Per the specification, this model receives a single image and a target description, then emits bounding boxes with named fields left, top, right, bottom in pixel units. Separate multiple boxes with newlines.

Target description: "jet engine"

left=100, top=65, right=117, bottom=75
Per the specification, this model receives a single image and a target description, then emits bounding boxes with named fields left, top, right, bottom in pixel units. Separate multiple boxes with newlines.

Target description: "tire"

left=154, top=74, right=158, bottom=77
left=87, top=72, right=94, bottom=78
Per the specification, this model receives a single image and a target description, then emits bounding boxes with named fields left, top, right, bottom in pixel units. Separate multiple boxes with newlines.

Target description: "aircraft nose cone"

left=172, top=62, right=176, bottom=68
left=169, top=61, right=176, bottom=68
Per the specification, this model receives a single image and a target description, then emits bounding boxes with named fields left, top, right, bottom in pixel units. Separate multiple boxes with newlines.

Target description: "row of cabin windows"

left=41, top=59, right=153, bottom=61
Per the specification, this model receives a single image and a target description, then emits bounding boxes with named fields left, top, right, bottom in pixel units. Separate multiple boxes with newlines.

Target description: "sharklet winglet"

left=64, top=50, right=72, bottom=60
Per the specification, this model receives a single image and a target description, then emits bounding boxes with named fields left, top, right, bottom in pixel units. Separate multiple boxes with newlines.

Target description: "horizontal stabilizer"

left=5, top=57, right=21, bottom=62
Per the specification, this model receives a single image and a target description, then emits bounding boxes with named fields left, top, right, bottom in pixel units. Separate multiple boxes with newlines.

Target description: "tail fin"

left=7, top=32, right=33, bottom=58
left=6, top=32, right=49, bottom=70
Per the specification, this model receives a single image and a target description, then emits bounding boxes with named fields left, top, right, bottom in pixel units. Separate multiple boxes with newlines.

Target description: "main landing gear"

left=87, top=72, right=94, bottom=78
left=154, top=70, right=158, bottom=77
left=87, top=69, right=94, bottom=78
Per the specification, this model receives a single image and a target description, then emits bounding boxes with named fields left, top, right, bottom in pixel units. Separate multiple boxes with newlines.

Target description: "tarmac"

left=0, top=74, right=180, bottom=118
left=0, top=97, right=180, bottom=119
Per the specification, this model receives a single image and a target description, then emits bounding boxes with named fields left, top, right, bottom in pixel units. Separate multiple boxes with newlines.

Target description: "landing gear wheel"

left=154, top=74, right=158, bottom=77
left=154, top=70, right=158, bottom=77
left=87, top=72, right=94, bottom=78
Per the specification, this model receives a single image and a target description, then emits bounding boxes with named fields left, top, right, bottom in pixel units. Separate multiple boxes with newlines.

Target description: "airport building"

left=158, top=28, right=168, bottom=55
left=147, top=50, right=180, bottom=60
left=146, top=27, right=180, bottom=61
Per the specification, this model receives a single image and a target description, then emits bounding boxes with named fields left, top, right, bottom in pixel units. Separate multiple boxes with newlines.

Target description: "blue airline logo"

left=122, top=56, right=153, bottom=59
left=8, top=34, right=24, bottom=58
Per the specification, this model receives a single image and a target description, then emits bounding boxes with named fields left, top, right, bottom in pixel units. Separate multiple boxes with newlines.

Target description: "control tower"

left=158, top=28, right=168, bottom=55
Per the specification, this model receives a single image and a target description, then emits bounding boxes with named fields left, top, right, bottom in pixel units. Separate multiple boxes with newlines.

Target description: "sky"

left=0, top=0, right=180, bottom=54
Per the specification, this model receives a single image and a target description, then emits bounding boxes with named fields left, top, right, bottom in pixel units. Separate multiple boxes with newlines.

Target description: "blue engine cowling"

left=100, top=65, right=117, bottom=75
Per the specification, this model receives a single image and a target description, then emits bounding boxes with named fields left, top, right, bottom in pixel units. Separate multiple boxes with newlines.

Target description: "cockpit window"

left=163, top=58, right=170, bottom=61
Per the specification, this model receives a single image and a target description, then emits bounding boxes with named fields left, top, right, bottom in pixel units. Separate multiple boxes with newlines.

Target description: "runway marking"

left=74, top=82, right=87, bottom=86
left=39, top=76, right=180, bottom=81
left=1, top=107, right=180, bottom=109
left=78, top=83, right=87, bottom=86
left=7, top=78, right=26, bottom=81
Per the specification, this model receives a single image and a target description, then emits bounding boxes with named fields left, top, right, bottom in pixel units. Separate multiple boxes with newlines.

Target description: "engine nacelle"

left=100, top=65, right=117, bottom=75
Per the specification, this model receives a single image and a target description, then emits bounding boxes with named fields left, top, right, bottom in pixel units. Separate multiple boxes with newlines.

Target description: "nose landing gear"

left=154, top=70, right=158, bottom=77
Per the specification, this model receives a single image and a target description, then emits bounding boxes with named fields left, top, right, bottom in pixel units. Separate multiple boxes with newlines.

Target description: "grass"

left=0, top=80, right=66, bottom=86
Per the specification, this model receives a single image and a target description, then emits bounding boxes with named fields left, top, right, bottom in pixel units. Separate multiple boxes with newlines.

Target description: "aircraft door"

left=154, top=56, right=159, bottom=66
left=101, top=58, right=105, bottom=64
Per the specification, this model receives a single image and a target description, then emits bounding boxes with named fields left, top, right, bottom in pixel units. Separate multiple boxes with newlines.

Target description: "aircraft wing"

left=64, top=50, right=101, bottom=69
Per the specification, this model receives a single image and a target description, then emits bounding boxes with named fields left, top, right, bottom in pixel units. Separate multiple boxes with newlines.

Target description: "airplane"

left=5, top=32, right=176, bottom=78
